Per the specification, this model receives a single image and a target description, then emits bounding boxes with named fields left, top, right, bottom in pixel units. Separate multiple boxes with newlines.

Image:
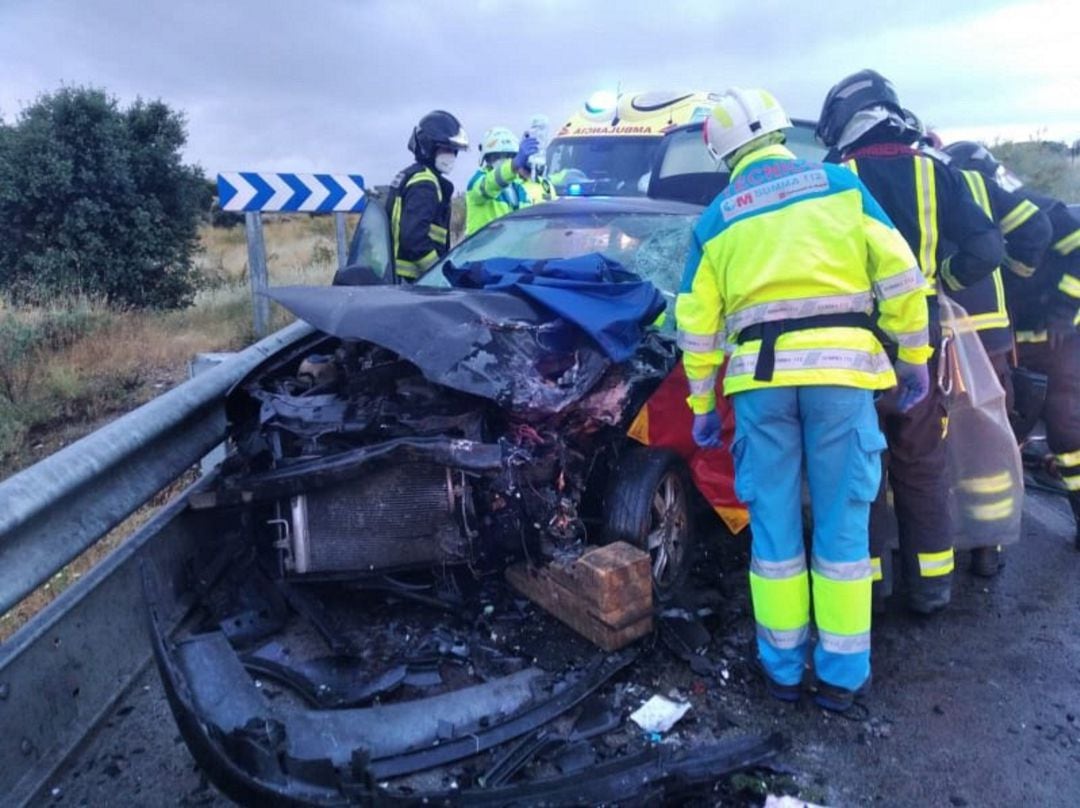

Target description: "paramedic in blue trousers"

left=676, top=87, right=931, bottom=712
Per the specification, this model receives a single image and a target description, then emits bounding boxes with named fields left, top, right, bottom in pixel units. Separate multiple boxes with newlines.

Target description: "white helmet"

left=479, top=126, right=520, bottom=163
left=703, top=88, right=791, bottom=163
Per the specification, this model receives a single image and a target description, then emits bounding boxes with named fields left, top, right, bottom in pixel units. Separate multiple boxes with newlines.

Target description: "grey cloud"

left=0, top=0, right=1066, bottom=192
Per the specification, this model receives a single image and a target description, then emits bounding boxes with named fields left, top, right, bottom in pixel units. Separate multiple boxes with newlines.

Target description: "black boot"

left=901, top=553, right=952, bottom=614
left=971, top=546, right=1004, bottom=578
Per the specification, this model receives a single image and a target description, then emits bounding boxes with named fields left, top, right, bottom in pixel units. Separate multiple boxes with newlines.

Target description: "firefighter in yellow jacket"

left=675, top=88, right=931, bottom=712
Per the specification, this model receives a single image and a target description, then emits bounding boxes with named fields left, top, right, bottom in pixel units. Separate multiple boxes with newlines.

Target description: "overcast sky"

left=2, top=0, right=1077, bottom=190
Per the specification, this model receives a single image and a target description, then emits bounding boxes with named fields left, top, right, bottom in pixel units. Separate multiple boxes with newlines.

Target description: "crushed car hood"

left=268, top=285, right=611, bottom=413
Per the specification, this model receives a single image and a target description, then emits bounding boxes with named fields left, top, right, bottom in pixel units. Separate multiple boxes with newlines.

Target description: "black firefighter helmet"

left=816, top=69, right=904, bottom=148
left=942, top=141, right=1002, bottom=179
left=408, top=110, right=469, bottom=163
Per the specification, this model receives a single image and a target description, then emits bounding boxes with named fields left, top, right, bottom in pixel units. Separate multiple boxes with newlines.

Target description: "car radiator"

left=287, top=464, right=466, bottom=574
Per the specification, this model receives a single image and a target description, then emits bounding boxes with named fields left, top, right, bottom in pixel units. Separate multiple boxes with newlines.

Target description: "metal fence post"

left=334, top=212, right=348, bottom=270
left=244, top=211, right=270, bottom=337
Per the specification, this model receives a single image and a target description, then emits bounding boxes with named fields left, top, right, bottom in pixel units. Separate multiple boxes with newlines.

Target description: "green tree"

left=0, top=86, right=205, bottom=309
left=992, top=139, right=1080, bottom=201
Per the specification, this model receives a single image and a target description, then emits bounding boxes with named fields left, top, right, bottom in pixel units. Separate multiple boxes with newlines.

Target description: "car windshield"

left=547, top=137, right=659, bottom=196
left=785, top=123, right=827, bottom=161
left=655, top=121, right=826, bottom=183
left=419, top=208, right=695, bottom=317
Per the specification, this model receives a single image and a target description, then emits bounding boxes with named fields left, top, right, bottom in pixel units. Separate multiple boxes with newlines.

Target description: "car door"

left=334, top=196, right=397, bottom=285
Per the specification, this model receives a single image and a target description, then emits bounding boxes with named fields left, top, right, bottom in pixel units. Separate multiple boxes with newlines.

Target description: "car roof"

left=506, top=195, right=703, bottom=218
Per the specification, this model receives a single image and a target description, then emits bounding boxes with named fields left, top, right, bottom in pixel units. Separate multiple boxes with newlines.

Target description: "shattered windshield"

left=422, top=210, right=694, bottom=307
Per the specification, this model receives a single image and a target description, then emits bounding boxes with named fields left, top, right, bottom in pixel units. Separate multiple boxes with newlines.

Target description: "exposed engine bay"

left=143, top=234, right=779, bottom=806
left=212, top=285, right=678, bottom=582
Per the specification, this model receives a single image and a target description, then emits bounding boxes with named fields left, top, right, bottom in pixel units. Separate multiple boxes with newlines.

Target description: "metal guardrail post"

left=335, top=211, right=348, bottom=269
left=245, top=211, right=270, bottom=337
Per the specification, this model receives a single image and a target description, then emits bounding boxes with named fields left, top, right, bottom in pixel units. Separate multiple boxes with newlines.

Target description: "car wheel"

left=604, top=447, right=694, bottom=599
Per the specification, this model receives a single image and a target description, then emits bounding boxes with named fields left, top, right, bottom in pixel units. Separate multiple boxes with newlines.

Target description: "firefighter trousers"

left=732, top=386, right=884, bottom=693
left=1017, top=334, right=1080, bottom=538
left=870, top=346, right=954, bottom=612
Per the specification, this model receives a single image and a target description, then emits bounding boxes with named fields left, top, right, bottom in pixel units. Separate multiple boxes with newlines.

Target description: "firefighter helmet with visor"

left=816, top=69, right=904, bottom=148
left=408, top=110, right=469, bottom=163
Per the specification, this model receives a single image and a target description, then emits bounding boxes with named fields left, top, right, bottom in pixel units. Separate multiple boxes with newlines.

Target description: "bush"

left=0, top=299, right=112, bottom=403
left=0, top=86, right=207, bottom=309
left=992, top=140, right=1080, bottom=200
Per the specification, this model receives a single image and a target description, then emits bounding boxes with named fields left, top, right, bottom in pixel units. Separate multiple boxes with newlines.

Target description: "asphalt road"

left=41, top=488, right=1080, bottom=807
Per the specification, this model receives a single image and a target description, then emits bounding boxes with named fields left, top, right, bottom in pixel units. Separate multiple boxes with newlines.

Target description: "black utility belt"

left=736, top=313, right=874, bottom=382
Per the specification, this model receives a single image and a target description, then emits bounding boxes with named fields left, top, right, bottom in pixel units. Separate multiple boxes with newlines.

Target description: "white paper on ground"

left=628, top=694, right=691, bottom=733
left=764, top=795, right=830, bottom=808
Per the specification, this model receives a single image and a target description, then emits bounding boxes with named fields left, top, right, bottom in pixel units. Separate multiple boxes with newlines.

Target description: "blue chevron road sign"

left=217, top=172, right=366, bottom=213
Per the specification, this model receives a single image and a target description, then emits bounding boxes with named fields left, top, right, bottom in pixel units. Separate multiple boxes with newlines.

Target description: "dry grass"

left=197, top=213, right=358, bottom=287
left=1, top=215, right=348, bottom=474
left=0, top=214, right=354, bottom=639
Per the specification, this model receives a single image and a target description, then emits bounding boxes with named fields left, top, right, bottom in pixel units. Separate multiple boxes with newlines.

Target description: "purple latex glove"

left=692, top=410, right=723, bottom=448
left=894, top=360, right=930, bottom=412
left=512, top=135, right=540, bottom=171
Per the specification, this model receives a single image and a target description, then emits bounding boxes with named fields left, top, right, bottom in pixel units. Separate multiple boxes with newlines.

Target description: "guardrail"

left=0, top=320, right=314, bottom=616
left=0, top=319, right=314, bottom=805
left=0, top=319, right=315, bottom=803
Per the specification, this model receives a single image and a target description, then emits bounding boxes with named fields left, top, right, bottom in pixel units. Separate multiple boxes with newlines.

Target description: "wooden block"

left=547, top=541, right=653, bottom=615
left=506, top=544, right=654, bottom=651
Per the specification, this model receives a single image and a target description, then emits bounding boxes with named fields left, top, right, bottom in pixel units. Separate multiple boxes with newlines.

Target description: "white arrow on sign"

left=217, top=172, right=366, bottom=213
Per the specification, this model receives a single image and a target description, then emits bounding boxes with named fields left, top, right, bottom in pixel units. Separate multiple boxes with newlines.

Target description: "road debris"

left=629, top=694, right=691, bottom=734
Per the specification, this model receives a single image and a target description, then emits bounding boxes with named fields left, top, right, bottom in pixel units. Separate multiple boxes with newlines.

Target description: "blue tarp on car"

left=442, top=253, right=666, bottom=363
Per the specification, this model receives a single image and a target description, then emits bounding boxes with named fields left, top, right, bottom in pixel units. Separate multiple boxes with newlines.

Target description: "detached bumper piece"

left=146, top=573, right=781, bottom=806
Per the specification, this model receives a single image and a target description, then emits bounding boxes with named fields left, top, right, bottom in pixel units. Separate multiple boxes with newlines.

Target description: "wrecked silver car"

left=147, top=197, right=772, bottom=805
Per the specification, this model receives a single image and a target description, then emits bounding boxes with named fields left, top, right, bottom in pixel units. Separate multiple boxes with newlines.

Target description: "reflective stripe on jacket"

left=1007, top=189, right=1080, bottom=339
left=675, top=144, right=931, bottom=412
left=839, top=143, right=1003, bottom=294
left=522, top=176, right=557, bottom=206
left=386, top=163, right=453, bottom=280
left=465, top=160, right=528, bottom=237
left=946, top=170, right=1052, bottom=353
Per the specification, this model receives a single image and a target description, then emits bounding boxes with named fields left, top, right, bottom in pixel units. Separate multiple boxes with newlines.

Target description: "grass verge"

left=0, top=213, right=344, bottom=639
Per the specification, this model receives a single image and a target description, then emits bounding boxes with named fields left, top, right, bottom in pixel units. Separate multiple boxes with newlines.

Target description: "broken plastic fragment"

left=629, top=694, right=691, bottom=734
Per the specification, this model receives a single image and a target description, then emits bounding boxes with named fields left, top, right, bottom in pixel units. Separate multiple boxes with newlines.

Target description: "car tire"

left=604, top=447, right=694, bottom=600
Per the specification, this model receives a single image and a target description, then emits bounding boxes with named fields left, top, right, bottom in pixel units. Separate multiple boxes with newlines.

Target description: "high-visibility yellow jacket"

left=465, top=160, right=528, bottom=237
left=522, top=176, right=557, bottom=206
left=675, top=145, right=932, bottom=413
